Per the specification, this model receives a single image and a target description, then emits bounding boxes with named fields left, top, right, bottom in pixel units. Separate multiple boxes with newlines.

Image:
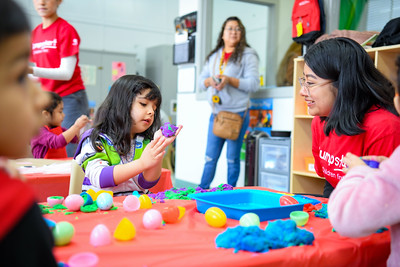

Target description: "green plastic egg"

left=239, top=213, right=260, bottom=227
left=53, top=221, right=75, bottom=246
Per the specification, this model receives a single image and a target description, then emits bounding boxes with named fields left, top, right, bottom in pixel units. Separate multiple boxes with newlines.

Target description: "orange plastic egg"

left=205, top=207, right=227, bottom=228
left=161, top=206, right=180, bottom=223
left=280, top=195, right=299, bottom=206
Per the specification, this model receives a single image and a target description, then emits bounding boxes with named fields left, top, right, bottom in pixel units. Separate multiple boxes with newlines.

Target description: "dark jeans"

left=62, top=89, right=89, bottom=157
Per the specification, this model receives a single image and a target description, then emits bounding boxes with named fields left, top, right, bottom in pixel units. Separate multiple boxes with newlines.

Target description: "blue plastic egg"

left=96, top=192, right=113, bottom=210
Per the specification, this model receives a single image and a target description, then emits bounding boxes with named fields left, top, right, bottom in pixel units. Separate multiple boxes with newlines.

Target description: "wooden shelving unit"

left=290, top=44, right=400, bottom=195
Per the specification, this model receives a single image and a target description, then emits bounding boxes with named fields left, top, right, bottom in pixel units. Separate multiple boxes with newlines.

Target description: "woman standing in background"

left=29, top=0, right=89, bottom=157
left=198, top=16, right=259, bottom=189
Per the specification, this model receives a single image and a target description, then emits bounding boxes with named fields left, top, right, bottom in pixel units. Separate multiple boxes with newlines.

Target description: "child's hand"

left=361, top=155, right=388, bottom=163
left=74, top=115, right=90, bottom=129
left=139, top=135, right=168, bottom=169
left=342, top=152, right=366, bottom=173
left=141, top=125, right=183, bottom=170
left=153, top=129, right=163, bottom=140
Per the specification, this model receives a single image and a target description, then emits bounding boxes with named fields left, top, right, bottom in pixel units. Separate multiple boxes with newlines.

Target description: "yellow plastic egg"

left=205, top=207, right=227, bottom=228
left=139, top=194, right=152, bottom=209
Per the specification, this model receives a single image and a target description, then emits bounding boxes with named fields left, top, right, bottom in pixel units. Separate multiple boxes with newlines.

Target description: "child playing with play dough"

left=31, top=91, right=89, bottom=158
left=74, top=75, right=182, bottom=195
left=0, top=0, right=57, bottom=265
left=328, top=56, right=400, bottom=267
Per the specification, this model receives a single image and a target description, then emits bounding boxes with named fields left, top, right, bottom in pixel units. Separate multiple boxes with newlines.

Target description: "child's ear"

left=42, top=110, right=51, bottom=121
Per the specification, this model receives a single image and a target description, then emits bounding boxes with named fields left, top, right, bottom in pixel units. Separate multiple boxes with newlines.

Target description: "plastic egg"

left=239, top=213, right=260, bottom=227
left=53, top=221, right=75, bottom=246
left=96, top=192, right=113, bottom=210
left=90, top=224, right=112, bottom=247
left=178, top=206, right=186, bottom=220
left=80, top=192, right=93, bottom=206
left=143, top=209, right=163, bottom=229
left=205, top=207, right=227, bottom=228
left=280, top=195, right=299, bottom=206
left=139, top=194, right=152, bottom=209
left=114, top=217, right=136, bottom=241
left=86, top=189, right=97, bottom=201
left=290, top=211, right=309, bottom=227
left=68, top=252, right=99, bottom=267
left=161, top=206, right=180, bottom=223
left=47, top=196, right=64, bottom=207
left=64, top=194, right=84, bottom=211
left=123, top=195, right=140, bottom=212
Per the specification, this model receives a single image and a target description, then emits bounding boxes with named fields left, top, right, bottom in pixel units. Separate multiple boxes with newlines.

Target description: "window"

left=366, top=0, right=400, bottom=31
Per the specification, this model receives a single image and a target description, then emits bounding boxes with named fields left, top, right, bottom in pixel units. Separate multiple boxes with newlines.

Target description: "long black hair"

left=205, top=16, right=250, bottom=63
left=0, top=0, right=30, bottom=42
left=304, top=37, right=397, bottom=136
left=90, top=75, right=162, bottom=155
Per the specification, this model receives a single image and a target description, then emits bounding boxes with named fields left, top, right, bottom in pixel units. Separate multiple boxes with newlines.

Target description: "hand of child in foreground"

left=342, top=152, right=366, bottom=173
left=342, top=152, right=388, bottom=173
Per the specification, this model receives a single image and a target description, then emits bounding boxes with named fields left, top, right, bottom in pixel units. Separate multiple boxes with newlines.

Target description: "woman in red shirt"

left=29, top=0, right=89, bottom=157
left=299, top=37, right=400, bottom=197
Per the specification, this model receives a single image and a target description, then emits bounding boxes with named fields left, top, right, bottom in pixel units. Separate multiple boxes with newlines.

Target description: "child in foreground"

left=328, top=57, right=400, bottom=267
left=0, top=0, right=57, bottom=265
left=31, top=91, right=89, bottom=158
left=75, top=75, right=182, bottom=195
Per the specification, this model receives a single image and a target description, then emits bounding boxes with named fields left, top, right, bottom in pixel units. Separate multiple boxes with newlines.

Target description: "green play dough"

left=80, top=202, right=98, bottom=213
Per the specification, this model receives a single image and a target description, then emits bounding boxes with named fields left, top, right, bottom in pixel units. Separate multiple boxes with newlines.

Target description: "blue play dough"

left=313, top=203, right=328, bottom=219
left=362, top=159, right=380, bottom=168
left=215, top=220, right=315, bottom=253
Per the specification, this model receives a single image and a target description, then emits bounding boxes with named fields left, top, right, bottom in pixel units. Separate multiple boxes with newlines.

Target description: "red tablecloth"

left=45, top=187, right=390, bottom=267
left=23, top=168, right=172, bottom=202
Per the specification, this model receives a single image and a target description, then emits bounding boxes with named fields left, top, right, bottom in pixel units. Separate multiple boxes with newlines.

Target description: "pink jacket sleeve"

left=328, top=146, right=400, bottom=237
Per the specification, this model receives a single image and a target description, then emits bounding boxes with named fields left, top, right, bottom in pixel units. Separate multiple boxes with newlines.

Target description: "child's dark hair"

left=90, top=75, right=162, bottom=155
left=44, top=92, right=62, bottom=115
left=0, top=0, right=30, bottom=43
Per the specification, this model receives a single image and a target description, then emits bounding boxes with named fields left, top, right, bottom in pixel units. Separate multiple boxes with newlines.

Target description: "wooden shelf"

left=292, top=170, right=322, bottom=179
left=290, top=44, right=400, bottom=195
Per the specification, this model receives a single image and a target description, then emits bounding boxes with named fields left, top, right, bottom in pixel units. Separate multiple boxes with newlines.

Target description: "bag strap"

left=213, top=101, right=249, bottom=120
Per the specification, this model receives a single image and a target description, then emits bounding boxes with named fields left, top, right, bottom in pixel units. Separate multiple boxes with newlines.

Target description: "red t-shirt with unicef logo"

left=312, top=106, right=400, bottom=188
left=31, top=17, right=84, bottom=97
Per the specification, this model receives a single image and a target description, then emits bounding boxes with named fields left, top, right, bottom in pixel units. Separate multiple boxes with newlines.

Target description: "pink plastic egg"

left=64, top=194, right=84, bottom=211
left=123, top=195, right=140, bottom=212
left=90, top=224, right=112, bottom=247
left=47, top=196, right=64, bottom=207
left=68, top=252, right=99, bottom=267
left=142, top=209, right=163, bottom=229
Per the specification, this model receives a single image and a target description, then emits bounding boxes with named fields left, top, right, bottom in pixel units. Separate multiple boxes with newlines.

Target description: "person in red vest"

left=0, top=0, right=58, bottom=265
left=31, top=91, right=89, bottom=158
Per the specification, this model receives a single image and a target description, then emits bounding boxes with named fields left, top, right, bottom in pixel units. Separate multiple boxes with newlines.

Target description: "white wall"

left=15, top=0, right=179, bottom=76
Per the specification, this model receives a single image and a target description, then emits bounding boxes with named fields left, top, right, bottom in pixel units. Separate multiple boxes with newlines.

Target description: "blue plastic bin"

left=188, top=189, right=320, bottom=222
